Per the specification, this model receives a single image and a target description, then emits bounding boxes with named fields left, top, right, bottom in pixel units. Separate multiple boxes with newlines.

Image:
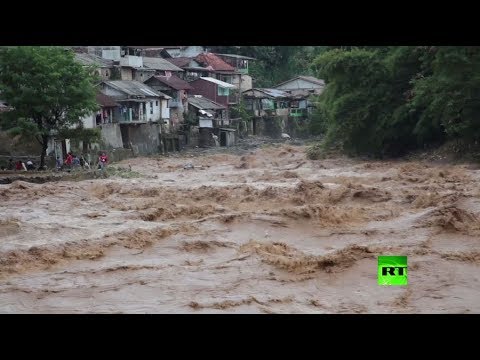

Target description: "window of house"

left=261, top=99, right=274, bottom=110
left=150, top=102, right=153, bottom=107
left=106, top=70, right=109, bottom=77
left=156, top=101, right=158, bottom=106
left=218, top=87, right=229, bottom=97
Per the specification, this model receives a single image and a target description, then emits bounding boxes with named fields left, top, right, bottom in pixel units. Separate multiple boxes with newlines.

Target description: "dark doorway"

left=120, top=125, right=130, bottom=148
left=220, top=131, right=227, bottom=146
left=252, top=118, right=257, bottom=135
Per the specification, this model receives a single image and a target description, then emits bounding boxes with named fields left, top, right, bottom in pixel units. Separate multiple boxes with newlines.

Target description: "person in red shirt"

left=98, top=152, right=108, bottom=171
left=64, top=152, right=73, bottom=170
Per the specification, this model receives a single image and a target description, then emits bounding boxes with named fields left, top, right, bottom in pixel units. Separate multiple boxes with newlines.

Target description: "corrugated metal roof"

left=96, top=92, right=118, bottom=107
left=198, top=77, right=236, bottom=88
left=298, top=76, right=325, bottom=86
left=167, top=57, right=193, bottom=68
left=103, top=80, right=171, bottom=99
left=243, top=88, right=291, bottom=99
left=75, top=53, right=114, bottom=67
left=142, top=57, right=183, bottom=72
left=195, top=53, right=236, bottom=72
left=215, top=53, right=256, bottom=60
left=274, top=76, right=325, bottom=88
left=183, top=66, right=213, bottom=72
left=188, top=96, right=226, bottom=110
left=145, top=75, right=194, bottom=91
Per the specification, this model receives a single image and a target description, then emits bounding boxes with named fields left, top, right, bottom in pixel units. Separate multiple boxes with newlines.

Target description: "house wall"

left=88, top=46, right=120, bottom=59
left=96, top=68, right=112, bottom=81
left=145, top=98, right=162, bottom=122
left=198, top=127, right=214, bottom=147
left=186, top=126, right=199, bottom=147
left=161, top=99, right=169, bottom=120
left=120, top=55, right=143, bottom=68
left=81, top=114, right=96, bottom=129
left=143, top=80, right=180, bottom=123
left=100, top=123, right=123, bottom=148
left=101, top=86, right=125, bottom=98
left=219, top=130, right=236, bottom=147
left=101, top=48, right=121, bottom=61
left=252, top=115, right=288, bottom=138
left=190, top=79, right=229, bottom=107
left=230, top=74, right=242, bottom=89
left=120, top=67, right=133, bottom=81
left=240, top=75, right=252, bottom=91
left=120, top=123, right=162, bottom=155
left=170, top=91, right=185, bottom=128
left=102, top=83, right=162, bottom=122
left=133, top=69, right=155, bottom=82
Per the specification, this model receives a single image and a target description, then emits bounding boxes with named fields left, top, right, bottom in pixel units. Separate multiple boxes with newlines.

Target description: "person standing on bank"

left=98, top=152, right=108, bottom=171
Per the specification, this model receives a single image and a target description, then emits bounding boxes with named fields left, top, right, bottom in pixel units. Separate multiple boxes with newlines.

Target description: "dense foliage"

left=310, top=46, right=480, bottom=157
left=0, top=46, right=98, bottom=167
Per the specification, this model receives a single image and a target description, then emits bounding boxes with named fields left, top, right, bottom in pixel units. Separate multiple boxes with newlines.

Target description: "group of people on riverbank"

left=57, top=152, right=108, bottom=172
left=0, top=152, right=109, bottom=172
left=1, top=158, right=38, bottom=171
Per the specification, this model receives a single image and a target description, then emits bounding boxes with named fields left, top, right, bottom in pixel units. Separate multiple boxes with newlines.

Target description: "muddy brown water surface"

left=1, top=143, right=480, bottom=313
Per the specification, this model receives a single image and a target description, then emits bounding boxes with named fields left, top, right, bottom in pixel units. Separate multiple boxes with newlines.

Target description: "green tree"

left=0, top=46, right=98, bottom=168
left=310, top=47, right=436, bottom=157
left=410, top=46, right=480, bottom=143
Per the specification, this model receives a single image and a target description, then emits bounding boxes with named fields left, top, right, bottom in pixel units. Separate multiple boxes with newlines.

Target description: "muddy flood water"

left=1, top=144, right=480, bottom=313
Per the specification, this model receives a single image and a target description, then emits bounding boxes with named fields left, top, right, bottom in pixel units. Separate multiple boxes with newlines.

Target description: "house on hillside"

left=187, top=96, right=227, bottom=124
left=274, top=76, right=325, bottom=116
left=242, top=88, right=293, bottom=136
left=142, top=57, right=183, bottom=76
left=81, top=92, right=120, bottom=129
left=273, top=76, right=325, bottom=96
left=242, top=88, right=291, bottom=117
left=194, top=53, right=241, bottom=103
left=78, top=92, right=123, bottom=151
left=167, top=57, right=215, bottom=81
left=99, top=80, right=172, bottom=155
left=85, top=46, right=121, bottom=61
left=144, top=74, right=193, bottom=127
left=189, top=77, right=236, bottom=109
left=215, top=53, right=255, bottom=91
left=187, top=96, right=235, bottom=147
left=74, top=52, right=115, bottom=80
left=100, top=80, right=171, bottom=123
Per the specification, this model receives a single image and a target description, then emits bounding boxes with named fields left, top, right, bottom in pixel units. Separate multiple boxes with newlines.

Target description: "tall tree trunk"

left=39, top=134, right=49, bottom=170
